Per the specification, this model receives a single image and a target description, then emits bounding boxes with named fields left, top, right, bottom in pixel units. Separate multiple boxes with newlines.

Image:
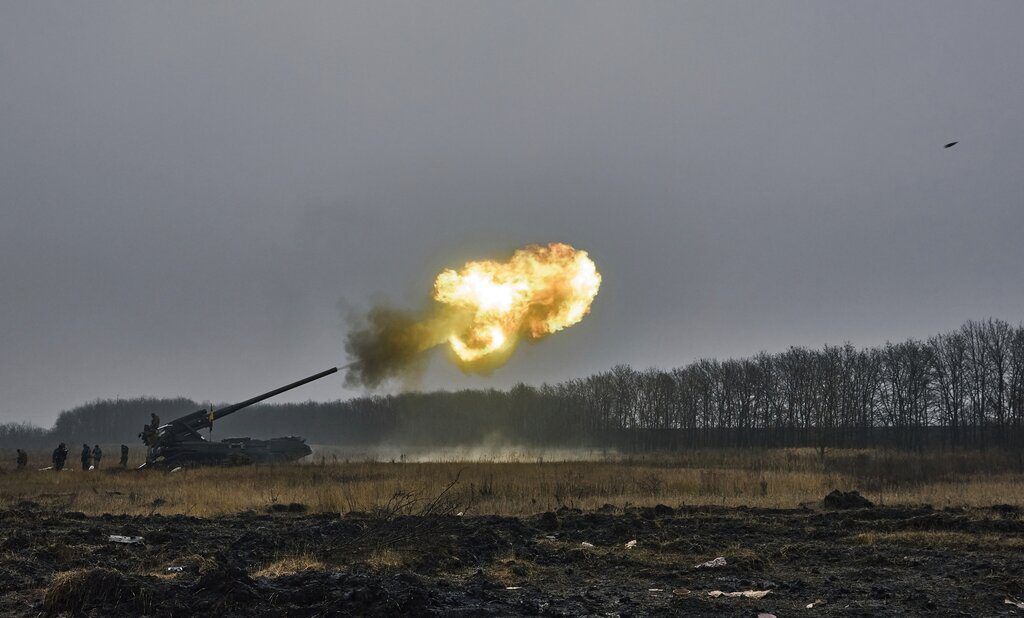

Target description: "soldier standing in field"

left=81, top=444, right=92, bottom=470
left=52, top=443, right=68, bottom=471
left=120, top=444, right=129, bottom=468
left=92, top=445, right=103, bottom=469
left=141, top=413, right=161, bottom=447
left=16, top=449, right=28, bottom=470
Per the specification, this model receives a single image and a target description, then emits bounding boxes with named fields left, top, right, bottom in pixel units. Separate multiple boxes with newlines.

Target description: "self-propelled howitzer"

left=140, top=367, right=339, bottom=468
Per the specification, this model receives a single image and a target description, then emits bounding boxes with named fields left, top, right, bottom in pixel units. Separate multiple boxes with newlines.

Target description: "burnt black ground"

left=2, top=502, right=1023, bottom=616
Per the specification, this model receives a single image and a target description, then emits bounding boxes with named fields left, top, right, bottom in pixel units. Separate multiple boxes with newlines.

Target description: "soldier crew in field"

left=16, top=449, right=28, bottom=470
left=81, top=444, right=92, bottom=470
left=142, top=413, right=161, bottom=447
left=92, top=445, right=103, bottom=469
left=120, top=444, right=129, bottom=468
left=52, top=443, right=68, bottom=471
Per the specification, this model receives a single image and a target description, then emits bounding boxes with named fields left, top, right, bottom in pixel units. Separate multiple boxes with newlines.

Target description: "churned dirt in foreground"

left=3, top=501, right=1024, bottom=616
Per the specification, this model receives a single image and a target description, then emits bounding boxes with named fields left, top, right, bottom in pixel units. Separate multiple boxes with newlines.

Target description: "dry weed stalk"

left=330, top=469, right=470, bottom=562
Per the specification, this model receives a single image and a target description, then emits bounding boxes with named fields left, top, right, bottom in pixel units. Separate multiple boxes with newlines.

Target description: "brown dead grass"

left=3, top=448, right=1024, bottom=517
left=487, top=560, right=530, bottom=587
left=363, top=548, right=411, bottom=570
left=43, top=567, right=151, bottom=614
left=252, top=554, right=326, bottom=578
left=723, top=544, right=772, bottom=571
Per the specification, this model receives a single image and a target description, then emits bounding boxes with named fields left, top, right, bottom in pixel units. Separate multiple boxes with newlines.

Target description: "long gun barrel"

left=209, top=366, right=339, bottom=423
left=168, top=366, right=339, bottom=434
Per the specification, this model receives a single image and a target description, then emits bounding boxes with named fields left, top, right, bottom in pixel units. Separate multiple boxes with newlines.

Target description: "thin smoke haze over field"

left=1, top=3, right=1023, bottom=424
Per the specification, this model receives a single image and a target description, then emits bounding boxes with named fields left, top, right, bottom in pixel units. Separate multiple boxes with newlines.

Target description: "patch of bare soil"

left=2, top=501, right=1023, bottom=616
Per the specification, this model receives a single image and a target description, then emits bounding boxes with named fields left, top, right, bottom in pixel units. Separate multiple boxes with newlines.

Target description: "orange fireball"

left=433, top=243, right=602, bottom=364
left=344, top=242, right=602, bottom=387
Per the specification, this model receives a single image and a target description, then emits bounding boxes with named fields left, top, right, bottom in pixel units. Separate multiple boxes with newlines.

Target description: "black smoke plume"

left=343, top=306, right=446, bottom=388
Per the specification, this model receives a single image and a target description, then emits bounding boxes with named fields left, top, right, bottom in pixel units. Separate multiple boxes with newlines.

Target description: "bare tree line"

left=3, top=319, right=1022, bottom=451
left=531, top=319, right=1024, bottom=450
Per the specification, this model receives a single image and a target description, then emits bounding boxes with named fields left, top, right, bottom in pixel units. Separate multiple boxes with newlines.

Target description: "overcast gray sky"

left=2, top=2, right=1023, bottom=425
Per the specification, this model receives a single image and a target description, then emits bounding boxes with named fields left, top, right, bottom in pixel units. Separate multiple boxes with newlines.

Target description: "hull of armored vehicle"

left=147, top=436, right=312, bottom=467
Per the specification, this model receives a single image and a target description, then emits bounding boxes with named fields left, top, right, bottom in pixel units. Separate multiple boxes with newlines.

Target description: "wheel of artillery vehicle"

left=152, top=450, right=253, bottom=469
left=226, top=450, right=255, bottom=466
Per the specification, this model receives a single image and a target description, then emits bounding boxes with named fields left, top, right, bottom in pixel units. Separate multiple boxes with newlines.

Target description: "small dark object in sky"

left=944, top=141, right=958, bottom=148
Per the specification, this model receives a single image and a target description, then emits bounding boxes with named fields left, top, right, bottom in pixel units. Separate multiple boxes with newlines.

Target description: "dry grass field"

left=3, top=447, right=1024, bottom=517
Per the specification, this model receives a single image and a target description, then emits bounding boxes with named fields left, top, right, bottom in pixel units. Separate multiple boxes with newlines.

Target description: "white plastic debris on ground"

left=108, top=535, right=144, bottom=545
left=166, top=566, right=185, bottom=572
left=170, top=466, right=184, bottom=473
left=1006, top=598, right=1024, bottom=609
left=505, top=586, right=521, bottom=590
left=625, top=539, right=637, bottom=549
left=806, top=599, right=826, bottom=608
left=580, top=541, right=595, bottom=548
left=694, top=556, right=727, bottom=569
left=708, top=589, right=772, bottom=599
left=757, top=613, right=778, bottom=618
